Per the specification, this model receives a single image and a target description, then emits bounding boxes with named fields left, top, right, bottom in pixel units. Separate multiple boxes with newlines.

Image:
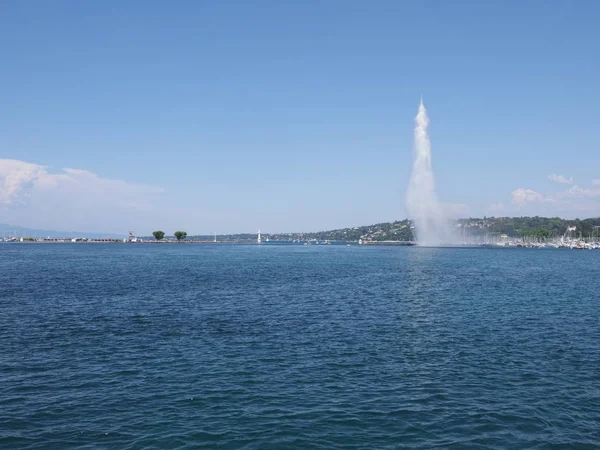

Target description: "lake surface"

left=1, top=244, right=599, bottom=449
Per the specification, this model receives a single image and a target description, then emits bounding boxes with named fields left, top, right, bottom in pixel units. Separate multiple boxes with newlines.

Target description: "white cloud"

left=0, top=159, right=164, bottom=233
left=0, top=159, right=47, bottom=205
left=592, top=179, right=600, bottom=186
left=495, top=179, right=600, bottom=218
left=548, top=174, right=573, bottom=184
left=511, top=188, right=545, bottom=206
left=558, top=184, right=600, bottom=199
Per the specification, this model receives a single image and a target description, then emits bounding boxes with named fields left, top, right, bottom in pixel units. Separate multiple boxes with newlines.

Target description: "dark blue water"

left=1, top=244, right=599, bottom=449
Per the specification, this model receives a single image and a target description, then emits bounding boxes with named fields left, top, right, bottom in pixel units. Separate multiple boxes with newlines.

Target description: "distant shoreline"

left=2, top=240, right=598, bottom=250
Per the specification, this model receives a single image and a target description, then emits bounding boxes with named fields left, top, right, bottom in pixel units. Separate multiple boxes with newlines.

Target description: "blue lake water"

left=1, top=244, right=599, bottom=449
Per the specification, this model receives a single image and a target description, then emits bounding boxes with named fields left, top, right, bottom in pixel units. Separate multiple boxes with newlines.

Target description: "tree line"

left=152, top=231, right=187, bottom=241
left=458, top=216, right=600, bottom=239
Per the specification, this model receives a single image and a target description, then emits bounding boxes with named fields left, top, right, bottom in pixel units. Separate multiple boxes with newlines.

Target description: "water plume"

left=406, top=99, right=454, bottom=246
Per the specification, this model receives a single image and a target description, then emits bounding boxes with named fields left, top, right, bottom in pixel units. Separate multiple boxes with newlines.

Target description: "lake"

left=1, top=244, right=599, bottom=449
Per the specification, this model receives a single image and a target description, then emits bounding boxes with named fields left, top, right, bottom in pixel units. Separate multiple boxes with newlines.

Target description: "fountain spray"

left=406, top=99, right=454, bottom=246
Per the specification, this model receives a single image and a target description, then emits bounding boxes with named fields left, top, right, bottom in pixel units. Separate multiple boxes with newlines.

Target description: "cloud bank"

left=490, top=175, right=600, bottom=218
left=0, top=159, right=164, bottom=233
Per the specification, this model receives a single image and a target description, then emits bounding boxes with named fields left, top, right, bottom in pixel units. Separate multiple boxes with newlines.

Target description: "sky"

left=1, top=1, right=599, bottom=235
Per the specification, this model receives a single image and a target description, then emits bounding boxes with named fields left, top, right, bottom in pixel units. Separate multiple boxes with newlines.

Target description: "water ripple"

left=1, top=244, right=599, bottom=448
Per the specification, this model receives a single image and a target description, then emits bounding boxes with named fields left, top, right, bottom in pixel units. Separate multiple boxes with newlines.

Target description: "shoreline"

left=1, top=240, right=598, bottom=250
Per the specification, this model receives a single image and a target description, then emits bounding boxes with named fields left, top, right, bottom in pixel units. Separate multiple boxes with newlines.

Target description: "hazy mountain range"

left=0, top=224, right=125, bottom=239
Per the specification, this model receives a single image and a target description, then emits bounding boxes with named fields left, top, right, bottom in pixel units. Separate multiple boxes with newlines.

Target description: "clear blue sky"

left=1, top=1, right=599, bottom=234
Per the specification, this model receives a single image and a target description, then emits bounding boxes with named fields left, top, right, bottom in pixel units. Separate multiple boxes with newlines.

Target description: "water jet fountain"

left=406, top=99, right=455, bottom=246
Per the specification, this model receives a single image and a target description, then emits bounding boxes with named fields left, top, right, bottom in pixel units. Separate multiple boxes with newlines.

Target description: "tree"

left=152, top=230, right=165, bottom=241
left=521, top=227, right=550, bottom=240
left=174, top=231, right=187, bottom=241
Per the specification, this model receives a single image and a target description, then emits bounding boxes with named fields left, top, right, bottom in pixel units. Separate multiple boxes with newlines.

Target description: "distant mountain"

left=0, top=223, right=126, bottom=239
